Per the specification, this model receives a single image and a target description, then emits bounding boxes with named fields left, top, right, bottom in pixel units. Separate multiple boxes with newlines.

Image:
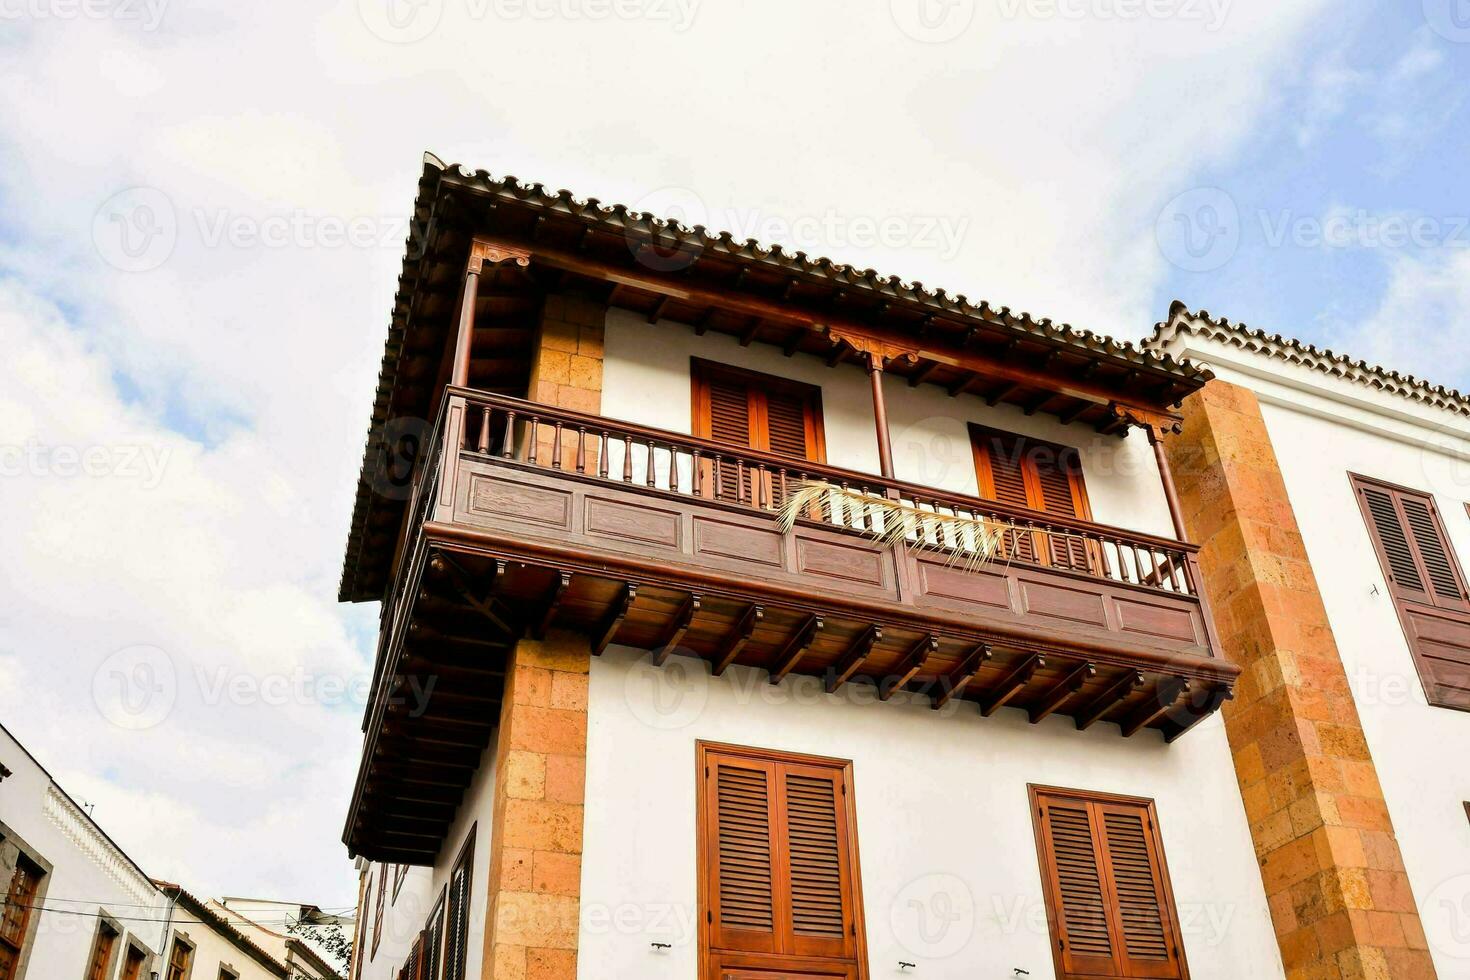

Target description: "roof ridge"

left=1146, top=303, right=1470, bottom=417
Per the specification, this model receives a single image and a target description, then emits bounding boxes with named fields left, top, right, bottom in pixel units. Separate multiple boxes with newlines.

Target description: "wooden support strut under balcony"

left=1029, top=662, right=1097, bottom=724
left=932, top=644, right=992, bottom=711
left=651, top=593, right=702, bottom=667
left=980, top=654, right=1044, bottom=717
left=594, top=583, right=638, bottom=656
left=1121, top=677, right=1189, bottom=737
left=880, top=634, right=937, bottom=701
left=534, top=571, right=572, bottom=639
left=825, top=625, right=882, bottom=694
left=1075, top=670, right=1146, bottom=731
left=769, top=615, right=824, bottom=685
left=712, top=604, right=764, bottom=676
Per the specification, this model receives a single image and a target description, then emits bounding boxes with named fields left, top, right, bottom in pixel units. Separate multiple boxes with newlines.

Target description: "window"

left=217, top=969, right=238, bottom=980
left=1352, top=474, right=1470, bottom=710
left=120, top=945, right=147, bottom=980
left=691, top=360, right=826, bottom=461
left=442, top=833, right=474, bottom=980
left=86, top=923, right=120, bottom=980
left=372, top=864, right=387, bottom=959
left=393, top=863, right=409, bottom=902
left=420, top=890, right=446, bottom=980
left=970, top=424, right=1093, bottom=569
left=1030, top=786, right=1188, bottom=980
left=163, top=937, right=193, bottom=980
left=697, top=742, right=867, bottom=980
left=0, top=854, right=43, bottom=980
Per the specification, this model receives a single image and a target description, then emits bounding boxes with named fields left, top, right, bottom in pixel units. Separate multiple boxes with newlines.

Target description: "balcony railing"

left=446, top=389, right=1201, bottom=598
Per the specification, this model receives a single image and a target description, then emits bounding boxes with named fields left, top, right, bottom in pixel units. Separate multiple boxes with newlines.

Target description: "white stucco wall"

left=1174, top=336, right=1470, bottom=973
left=0, top=725, right=169, bottom=980
left=579, top=644, right=1284, bottom=979
left=601, top=308, right=1178, bottom=541
left=162, top=904, right=284, bottom=980
left=354, top=737, right=496, bottom=980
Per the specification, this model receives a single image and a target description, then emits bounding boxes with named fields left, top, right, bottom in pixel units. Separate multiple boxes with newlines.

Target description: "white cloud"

left=1336, top=249, right=1470, bottom=388
left=0, top=0, right=1342, bottom=907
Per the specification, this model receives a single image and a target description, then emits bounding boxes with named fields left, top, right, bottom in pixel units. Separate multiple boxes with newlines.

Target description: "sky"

left=0, top=0, right=1466, bottom=911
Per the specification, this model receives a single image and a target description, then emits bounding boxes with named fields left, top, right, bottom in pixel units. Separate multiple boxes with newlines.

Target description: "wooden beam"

left=1028, top=662, right=1097, bottom=724
left=947, top=376, right=977, bottom=398
left=1121, top=678, right=1189, bottom=737
left=827, top=343, right=850, bottom=368
left=712, top=604, right=763, bottom=676
left=1075, top=670, right=1145, bottom=731
left=986, top=381, right=1024, bottom=407
left=1162, top=684, right=1234, bottom=743
left=647, top=295, right=670, bottom=324
left=534, top=570, right=571, bottom=639
left=769, top=614, right=824, bottom=685
left=880, top=634, right=936, bottom=701
left=435, top=556, right=515, bottom=636
left=933, top=644, right=992, bottom=711
left=783, top=330, right=804, bottom=357
left=825, top=625, right=882, bottom=694
left=1022, top=391, right=1054, bottom=416
left=593, top=583, right=638, bottom=656
left=490, top=238, right=1182, bottom=421
left=907, top=359, right=942, bottom=388
left=979, top=654, right=1044, bottom=717
left=739, top=317, right=763, bottom=347
left=651, top=594, right=702, bottom=667
left=1059, top=399, right=1092, bottom=425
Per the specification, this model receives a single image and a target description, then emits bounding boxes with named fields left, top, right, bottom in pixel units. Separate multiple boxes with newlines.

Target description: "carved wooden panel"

left=1019, top=578, right=1110, bottom=627
left=915, top=560, right=1012, bottom=610
left=795, top=536, right=890, bottom=590
left=693, top=516, right=785, bottom=568
left=585, top=495, right=682, bottom=551
left=466, top=472, right=571, bottom=529
left=1114, top=596, right=1202, bottom=645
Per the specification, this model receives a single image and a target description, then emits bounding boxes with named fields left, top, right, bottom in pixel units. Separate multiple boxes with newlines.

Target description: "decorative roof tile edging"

left=1146, top=300, right=1470, bottom=418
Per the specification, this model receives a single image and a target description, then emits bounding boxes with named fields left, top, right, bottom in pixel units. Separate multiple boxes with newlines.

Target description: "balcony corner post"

left=1148, top=428, right=1190, bottom=543
left=867, top=352, right=896, bottom=480
left=451, top=239, right=533, bottom=388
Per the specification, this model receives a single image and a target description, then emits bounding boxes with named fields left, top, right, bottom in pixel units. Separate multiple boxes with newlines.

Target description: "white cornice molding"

left=42, top=784, right=158, bottom=907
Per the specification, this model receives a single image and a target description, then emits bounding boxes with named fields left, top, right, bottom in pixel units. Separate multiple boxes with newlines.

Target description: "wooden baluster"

left=777, top=468, right=787, bottom=509
left=646, top=439, right=657, bottom=488
left=692, top=450, right=702, bottom=497
left=598, top=431, right=609, bottom=478
left=502, top=411, right=516, bottom=459
left=551, top=421, right=563, bottom=470
left=576, top=425, right=587, bottom=474
left=670, top=447, right=680, bottom=494
left=756, top=463, right=767, bottom=509
left=1171, top=551, right=1188, bottom=593
left=714, top=455, right=724, bottom=500
left=477, top=407, right=491, bottom=453
left=527, top=417, right=540, bottom=465
left=622, top=434, right=633, bottom=483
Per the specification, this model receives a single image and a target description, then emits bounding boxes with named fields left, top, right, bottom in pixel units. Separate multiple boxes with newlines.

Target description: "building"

left=212, top=897, right=351, bottom=980
left=341, top=153, right=1349, bottom=980
left=0, top=721, right=169, bottom=980
left=1146, top=305, right=1470, bottom=977
left=0, top=722, right=346, bottom=980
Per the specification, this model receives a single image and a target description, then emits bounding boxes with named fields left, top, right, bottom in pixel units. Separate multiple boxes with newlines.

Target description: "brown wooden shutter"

left=120, top=947, right=146, bottom=980
left=701, top=745, right=865, bottom=978
left=1032, top=788, right=1186, bottom=980
left=764, top=389, right=813, bottom=459
left=86, top=925, right=119, bottom=980
left=692, top=359, right=824, bottom=462
left=707, top=374, right=755, bottom=447
left=443, top=835, right=474, bottom=980
left=1353, top=474, right=1470, bottom=710
left=971, top=426, right=1093, bottom=570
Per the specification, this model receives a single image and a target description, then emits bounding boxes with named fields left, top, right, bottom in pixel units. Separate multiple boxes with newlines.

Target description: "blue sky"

left=0, top=0, right=1465, bottom=910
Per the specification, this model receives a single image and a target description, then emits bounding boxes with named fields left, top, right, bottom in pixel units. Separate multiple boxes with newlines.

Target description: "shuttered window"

left=421, top=890, right=446, bottom=980
left=970, top=424, right=1093, bottom=570
left=1353, top=474, right=1470, bottom=710
left=699, top=744, right=866, bottom=979
left=372, top=863, right=387, bottom=958
left=86, top=924, right=119, bottom=980
left=164, top=938, right=193, bottom=980
left=0, top=854, right=42, bottom=980
left=692, top=360, right=825, bottom=461
left=443, top=833, right=474, bottom=980
left=1031, top=787, right=1188, bottom=980
left=121, top=946, right=147, bottom=980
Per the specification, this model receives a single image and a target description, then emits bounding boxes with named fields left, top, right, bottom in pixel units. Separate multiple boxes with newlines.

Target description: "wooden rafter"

left=769, top=614, right=824, bottom=685
left=825, top=625, right=882, bottom=694
left=433, top=555, right=515, bottom=636
left=933, top=644, right=992, bottom=711
left=712, top=604, right=764, bottom=676
left=1028, top=662, right=1097, bottom=724
left=1163, top=683, right=1234, bottom=743
left=593, top=583, right=638, bottom=656
left=651, top=593, right=702, bottom=667
left=980, top=654, right=1044, bottom=717
left=908, top=359, right=942, bottom=388
left=1121, top=677, right=1189, bottom=737
left=880, top=633, right=936, bottom=701
left=534, top=570, right=571, bottom=639
left=1075, top=670, right=1145, bottom=731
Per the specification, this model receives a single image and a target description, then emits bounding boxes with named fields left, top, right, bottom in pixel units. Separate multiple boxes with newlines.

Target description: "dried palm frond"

left=776, top=479, right=1014, bottom=572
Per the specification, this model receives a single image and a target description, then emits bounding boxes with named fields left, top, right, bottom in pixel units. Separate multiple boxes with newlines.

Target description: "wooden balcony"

left=345, top=388, right=1237, bottom=862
